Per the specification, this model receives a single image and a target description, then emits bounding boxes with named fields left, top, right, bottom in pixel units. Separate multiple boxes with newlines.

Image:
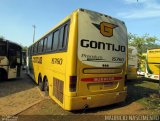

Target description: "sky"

left=0, top=0, right=160, bottom=47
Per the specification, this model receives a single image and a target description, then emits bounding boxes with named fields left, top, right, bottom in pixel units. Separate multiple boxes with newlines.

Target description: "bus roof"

left=77, top=8, right=125, bottom=24
left=0, top=38, right=22, bottom=48
left=148, top=48, right=160, bottom=51
left=30, top=8, right=125, bottom=48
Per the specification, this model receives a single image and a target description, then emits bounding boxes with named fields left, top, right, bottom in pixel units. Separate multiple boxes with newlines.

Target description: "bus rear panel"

left=65, top=9, right=127, bottom=110
left=127, top=46, right=138, bottom=80
left=27, top=9, right=127, bottom=110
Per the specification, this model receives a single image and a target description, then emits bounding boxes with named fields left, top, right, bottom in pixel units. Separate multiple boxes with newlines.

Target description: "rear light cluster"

left=69, top=76, right=77, bottom=92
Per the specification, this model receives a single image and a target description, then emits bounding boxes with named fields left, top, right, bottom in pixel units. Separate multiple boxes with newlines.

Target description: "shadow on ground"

left=0, top=71, right=37, bottom=97
left=72, top=78, right=158, bottom=114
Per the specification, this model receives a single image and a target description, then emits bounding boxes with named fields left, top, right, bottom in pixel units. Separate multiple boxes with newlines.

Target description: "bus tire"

left=44, top=77, right=49, bottom=96
left=38, top=74, right=44, bottom=91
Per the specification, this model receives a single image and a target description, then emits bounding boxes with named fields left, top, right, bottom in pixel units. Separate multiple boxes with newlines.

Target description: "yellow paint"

left=29, top=9, right=127, bottom=110
left=147, top=49, right=160, bottom=75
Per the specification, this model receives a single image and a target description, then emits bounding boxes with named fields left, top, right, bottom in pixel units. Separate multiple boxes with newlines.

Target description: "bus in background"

left=145, top=49, right=160, bottom=80
left=137, top=53, right=146, bottom=76
left=27, top=8, right=128, bottom=110
left=127, top=46, right=137, bottom=80
left=0, top=39, right=22, bottom=81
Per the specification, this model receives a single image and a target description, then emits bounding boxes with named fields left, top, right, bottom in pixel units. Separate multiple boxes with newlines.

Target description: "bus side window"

left=52, top=30, right=59, bottom=51
left=40, top=39, right=44, bottom=52
left=43, top=37, right=48, bottom=52
left=46, top=33, right=53, bottom=51
left=63, top=24, right=69, bottom=49
left=8, top=49, right=16, bottom=68
left=58, top=27, right=64, bottom=50
left=16, top=51, right=21, bottom=64
left=34, top=43, right=38, bottom=54
left=38, top=39, right=44, bottom=53
left=58, top=24, right=69, bottom=50
left=38, top=41, right=41, bottom=53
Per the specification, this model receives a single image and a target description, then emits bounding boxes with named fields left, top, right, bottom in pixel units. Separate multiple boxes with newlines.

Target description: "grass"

left=139, top=94, right=160, bottom=114
left=127, top=78, right=160, bottom=114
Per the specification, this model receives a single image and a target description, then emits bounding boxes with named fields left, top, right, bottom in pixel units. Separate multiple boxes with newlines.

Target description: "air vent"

left=53, top=78, right=64, bottom=103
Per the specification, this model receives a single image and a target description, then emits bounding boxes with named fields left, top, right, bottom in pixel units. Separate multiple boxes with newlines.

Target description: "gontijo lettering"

left=81, top=39, right=126, bottom=52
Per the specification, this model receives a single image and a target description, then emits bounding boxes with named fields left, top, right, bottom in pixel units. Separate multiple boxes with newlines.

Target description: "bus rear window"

left=0, top=42, right=6, bottom=56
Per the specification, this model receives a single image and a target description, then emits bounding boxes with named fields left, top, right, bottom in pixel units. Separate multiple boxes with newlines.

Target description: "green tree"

left=128, top=33, right=160, bottom=69
left=22, top=46, right=27, bottom=51
left=0, top=35, right=4, bottom=40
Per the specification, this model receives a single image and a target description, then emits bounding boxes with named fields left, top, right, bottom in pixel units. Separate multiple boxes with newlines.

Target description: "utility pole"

left=32, top=25, right=36, bottom=43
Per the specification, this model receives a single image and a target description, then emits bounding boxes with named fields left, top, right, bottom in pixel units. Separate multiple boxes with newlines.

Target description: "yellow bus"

left=27, top=8, right=128, bottom=110
left=127, top=46, right=137, bottom=79
left=145, top=49, right=160, bottom=80
left=0, top=39, right=22, bottom=81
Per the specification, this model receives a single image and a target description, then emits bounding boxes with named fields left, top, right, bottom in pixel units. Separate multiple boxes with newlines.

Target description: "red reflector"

left=81, top=77, right=123, bottom=82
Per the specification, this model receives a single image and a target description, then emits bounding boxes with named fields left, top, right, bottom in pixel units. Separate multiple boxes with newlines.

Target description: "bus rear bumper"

left=64, top=91, right=127, bottom=110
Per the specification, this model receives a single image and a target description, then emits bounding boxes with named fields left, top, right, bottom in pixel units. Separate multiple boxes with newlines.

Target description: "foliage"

left=0, top=35, right=4, bottom=40
left=22, top=46, right=28, bottom=51
left=128, top=33, right=160, bottom=54
left=128, top=33, right=160, bottom=69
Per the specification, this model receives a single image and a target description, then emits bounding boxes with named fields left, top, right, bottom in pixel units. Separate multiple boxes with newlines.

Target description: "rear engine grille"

left=53, top=78, right=64, bottom=103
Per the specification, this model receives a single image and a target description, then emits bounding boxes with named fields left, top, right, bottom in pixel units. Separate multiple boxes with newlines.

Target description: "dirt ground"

left=0, top=72, right=159, bottom=121
left=19, top=77, right=159, bottom=121
left=0, top=71, right=45, bottom=116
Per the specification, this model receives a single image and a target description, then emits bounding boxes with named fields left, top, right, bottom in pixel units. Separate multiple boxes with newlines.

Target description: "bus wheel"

left=44, top=77, right=49, bottom=96
left=38, top=75, right=44, bottom=91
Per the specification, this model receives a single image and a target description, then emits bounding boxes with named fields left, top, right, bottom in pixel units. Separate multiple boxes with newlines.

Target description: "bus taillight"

left=69, top=76, right=77, bottom=92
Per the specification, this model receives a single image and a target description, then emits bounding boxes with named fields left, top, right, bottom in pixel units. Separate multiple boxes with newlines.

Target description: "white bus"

left=0, top=39, right=22, bottom=81
left=127, top=46, right=138, bottom=79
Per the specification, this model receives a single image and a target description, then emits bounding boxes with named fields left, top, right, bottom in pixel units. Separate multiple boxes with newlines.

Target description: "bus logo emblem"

left=93, top=22, right=118, bottom=37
